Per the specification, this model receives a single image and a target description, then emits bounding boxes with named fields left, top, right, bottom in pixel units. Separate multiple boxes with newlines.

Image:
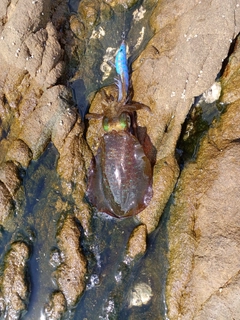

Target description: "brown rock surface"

left=0, top=0, right=89, bottom=317
left=0, top=241, right=30, bottom=320
left=18, top=85, right=76, bottom=160
left=0, top=0, right=90, bottom=233
left=0, top=181, right=13, bottom=225
left=44, top=291, right=67, bottom=320
left=0, top=161, right=21, bottom=197
left=56, top=117, right=92, bottom=233
left=5, top=139, right=33, bottom=168
left=54, top=215, right=87, bottom=307
left=126, top=224, right=147, bottom=260
left=167, top=35, right=240, bottom=320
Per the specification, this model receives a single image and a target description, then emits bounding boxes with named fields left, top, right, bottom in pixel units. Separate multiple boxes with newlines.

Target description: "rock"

left=0, top=181, right=13, bottom=226
left=54, top=215, right=87, bottom=307
left=126, top=224, right=147, bottom=260
left=195, top=272, right=240, bottom=320
left=0, top=161, right=21, bottom=198
left=78, top=0, right=99, bottom=28
left=221, top=36, right=240, bottom=104
left=1, top=241, right=30, bottom=320
left=128, top=282, right=153, bottom=308
left=70, top=15, right=86, bottom=41
left=5, top=139, right=33, bottom=168
left=167, top=141, right=240, bottom=320
left=24, top=22, right=64, bottom=89
left=167, top=33, right=240, bottom=320
left=137, top=154, right=179, bottom=233
left=0, top=0, right=76, bottom=231
left=57, top=118, right=92, bottom=233
left=44, top=291, right=67, bottom=320
left=19, top=85, right=75, bottom=159
left=133, top=0, right=238, bottom=155
left=0, top=0, right=91, bottom=318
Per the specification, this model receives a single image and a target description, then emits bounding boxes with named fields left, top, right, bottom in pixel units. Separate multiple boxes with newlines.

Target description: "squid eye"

left=119, top=112, right=131, bottom=129
left=103, top=117, right=109, bottom=131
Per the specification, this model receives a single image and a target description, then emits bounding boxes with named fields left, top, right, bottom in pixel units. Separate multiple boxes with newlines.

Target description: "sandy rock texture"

left=167, top=35, right=240, bottom=319
left=0, top=0, right=89, bottom=317
left=0, top=0, right=91, bottom=228
left=0, top=241, right=30, bottom=319
left=125, top=224, right=147, bottom=260
left=134, top=0, right=240, bottom=232
left=56, top=117, right=92, bottom=233
left=53, top=215, right=87, bottom=308
left=44, top=291, right=67, bottom=320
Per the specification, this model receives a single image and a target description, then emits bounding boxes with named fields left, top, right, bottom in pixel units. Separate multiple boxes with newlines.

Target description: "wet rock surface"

left=126, top=224, right=147, bottom=260
left=56, top=117, right=92, bottom=233
left=0, top=0, right=89, bottom=318
left=44, top=291, right=67, bottom=320
left=0, top=0, right=240, bottom=319
left=0, top=241, right=30, bottom=320
left=167, top=35, right=240, bottom=319
left=53, top=215, right=87, bottom=308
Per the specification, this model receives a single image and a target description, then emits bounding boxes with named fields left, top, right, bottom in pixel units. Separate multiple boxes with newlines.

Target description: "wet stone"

left=0, top=161, right=21, bottom=197
left=1, top=241, right=30, bottom=320
left=5, top=139, right=33, bottom=168
left=167, top=31, right=240, bottom=319
left=70, top=15, right=86, bottom=40
left=128, top=282, right=153, bottom=308
left=0, top=181, right=14, bottom=226
left=44, top=291, right=67, bottom=320
left=54, top=215, right=87, bottom=307
left=19, top=86, right=74, bottom=159
left=56, top=117, right=92, bottom=233
left=78, top=0, right=99, bottom=28
left=126, top=224, right=147, bottom=260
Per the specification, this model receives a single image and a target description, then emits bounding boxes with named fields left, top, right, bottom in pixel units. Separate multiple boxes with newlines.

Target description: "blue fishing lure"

left=115, top=41, right=129, bottom=102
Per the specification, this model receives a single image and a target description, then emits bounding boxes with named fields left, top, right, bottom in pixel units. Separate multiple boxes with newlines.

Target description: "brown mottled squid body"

left=86, top=42, right=153, bottom=218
